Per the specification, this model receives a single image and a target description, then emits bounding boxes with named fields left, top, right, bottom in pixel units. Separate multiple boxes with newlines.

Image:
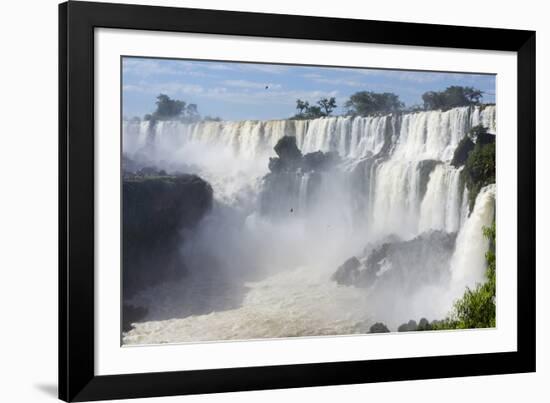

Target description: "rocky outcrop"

left=260, top=136, right=340, bottom=216
left=331, top=257, right=361, bottom=286
left=451, top=137, right=475, bottom=168
left=332, top=230, right=457, bottom=290
left=269, top=135, right=303, bottom=173
left=267, top=136, right=340, bottom=174
left=122, top=304, right=148, bottom=332
left=123, top=172, right=213, bottom=299
left=302, top=150, right=340, bottom=173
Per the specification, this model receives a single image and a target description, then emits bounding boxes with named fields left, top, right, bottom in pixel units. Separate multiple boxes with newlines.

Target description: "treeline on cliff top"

left=125, top=85, right=490, bottom=123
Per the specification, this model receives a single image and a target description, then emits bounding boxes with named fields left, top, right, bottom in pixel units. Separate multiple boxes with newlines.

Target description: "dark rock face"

left=260, top=136, right=339, bottom=216
left=267, top=136, right=340, bottom=175
left=471, top=125, right=495, bottom=146
left=451, top=137, right=475, bottom=168
left=270, top=136, right=303, bottom=173
left=416, top=159, right=440, bottom=199
left=122, top=304, right=148, bottom=332
left=331, top=230, right=457, bottom=291
left=302, top=150, right=340, bottom=172
left=361, top=230, right=457, bottom=290
left=369, top=322, right=390, bottom=333
left=331, top=256, right=361, bottom=286
left=123, top=174, right=213, bottom=299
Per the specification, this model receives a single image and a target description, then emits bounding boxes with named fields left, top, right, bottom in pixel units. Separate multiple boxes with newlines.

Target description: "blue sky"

left=122, top=57, right=496, bottom=121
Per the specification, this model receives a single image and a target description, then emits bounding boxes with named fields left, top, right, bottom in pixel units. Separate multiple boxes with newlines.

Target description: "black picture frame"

left=59, top=1, right=536, bottom=401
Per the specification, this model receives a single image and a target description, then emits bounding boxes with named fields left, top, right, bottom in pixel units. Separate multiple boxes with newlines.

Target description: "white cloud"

left=201, top=87, right=339, bottom=106
left=123, top=81, right=204, bottom=96
left=123, top=58, right=211, bottom=78
left=351, top=68, right=480, bottom=84
left=199, top=63, right=235, bottom=71
left=223, top=79, right=282, bottom=90
left=302, top=73, right=324, bottom=79
left=187, top=61, right=289, bottom=74
left=238, top=63, right=289, bottom=74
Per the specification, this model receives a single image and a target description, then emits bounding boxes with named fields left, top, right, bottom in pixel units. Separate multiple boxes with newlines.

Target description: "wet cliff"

left=123, top=172, right=213, bottom=299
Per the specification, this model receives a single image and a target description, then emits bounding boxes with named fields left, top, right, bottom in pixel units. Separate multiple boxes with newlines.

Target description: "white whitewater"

left=419, top=165, right=464, bottom=234
left=450, top=184, right=496, bottom=289
left=122, top=105, right=496, bottom=343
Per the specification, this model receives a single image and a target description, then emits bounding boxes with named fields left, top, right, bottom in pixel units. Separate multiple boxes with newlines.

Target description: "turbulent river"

left=122, top=105, right=496, bottom=345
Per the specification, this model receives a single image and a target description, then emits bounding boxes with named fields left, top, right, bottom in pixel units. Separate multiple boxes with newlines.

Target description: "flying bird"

left=265, top=85, right=269, bottom=89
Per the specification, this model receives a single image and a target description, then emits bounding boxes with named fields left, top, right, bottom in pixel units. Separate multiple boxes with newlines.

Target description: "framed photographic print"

left=59, top=1, right=535, bottom=401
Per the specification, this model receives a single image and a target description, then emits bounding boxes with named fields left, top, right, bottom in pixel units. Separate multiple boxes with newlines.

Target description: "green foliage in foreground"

left=432, top=221, right=496, bottom=330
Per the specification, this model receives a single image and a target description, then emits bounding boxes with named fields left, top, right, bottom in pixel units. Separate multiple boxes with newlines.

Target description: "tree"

left=422, top=86, right=484, bottom=110
left=345, top=91, right=403, bottom=116
left=421, top=91, right=446, bottom=110
left=185, top=103, right=200, bottom=122
left=295, top=99, right=310, bottom=115
left=317, top=97, right=337, bottom=116
left=144, top=94, right=208, bottom=122
left=153, top=94, right=186, bottom=120
left=305, top=105, right=323, bottom=119
left=293, top=97, right=337, bottom=119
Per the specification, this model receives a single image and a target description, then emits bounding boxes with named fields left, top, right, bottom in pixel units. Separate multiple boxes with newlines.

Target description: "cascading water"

left=419, top=164, right=464, bottom=234
left=122, top=105, right=496, bottom=344
left=450, top=184, right=496, bottom=289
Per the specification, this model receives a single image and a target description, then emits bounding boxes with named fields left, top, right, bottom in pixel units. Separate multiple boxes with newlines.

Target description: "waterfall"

left=122, top=104, right=496, bottom=343
left=298, top=173, right=310, bottom=213
left=123, top=105, right=494, bottom=217
left=419, top=164, right=463, bottom=233
left=125, top=105, right=494, bottom=161
left=450, top=184, right=496, bottom=289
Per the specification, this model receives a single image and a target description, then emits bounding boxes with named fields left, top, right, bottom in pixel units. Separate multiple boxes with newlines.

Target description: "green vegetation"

left=293, top=97, right=337, bottom=119
left=318, top=97, right=337, bottom=116
left=369, top=322, right=390, bottom=333
left=432, top=221, right=496, bottom=330
left=334, top=86, right=484, bottom=118
left=144, top=94, right=201, bottom=123
left=460, top=126, right=495, bottom=212
left=421, top=86, right=483, bottom=111
left=344, top=91, right=404, bottom=116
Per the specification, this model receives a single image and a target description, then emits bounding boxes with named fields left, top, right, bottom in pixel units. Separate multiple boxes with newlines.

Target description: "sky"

left=122, top=57, right=496, bottom=121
